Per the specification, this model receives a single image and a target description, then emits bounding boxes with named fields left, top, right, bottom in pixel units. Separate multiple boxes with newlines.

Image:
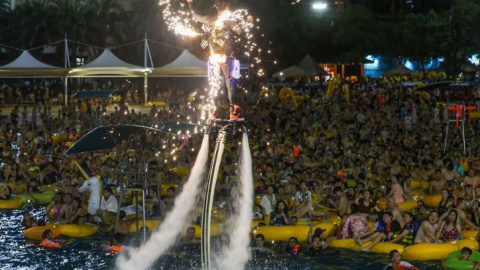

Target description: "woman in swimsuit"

left=436, top=209, right=462, bottom=242
left=46, top=192, right=63, bottom=221
left=437, top=189, right=453, bottom=217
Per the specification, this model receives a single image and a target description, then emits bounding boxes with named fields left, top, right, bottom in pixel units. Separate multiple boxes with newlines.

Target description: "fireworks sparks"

left=161, top=0, right=200, bottom=37
left=159, top=0, right=275, bottom=117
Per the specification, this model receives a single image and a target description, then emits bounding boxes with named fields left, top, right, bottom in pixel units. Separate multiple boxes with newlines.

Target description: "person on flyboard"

left=187, top=0, right=252, bottom=121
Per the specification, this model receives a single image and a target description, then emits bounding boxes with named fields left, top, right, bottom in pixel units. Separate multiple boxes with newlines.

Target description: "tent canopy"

left=273, top=65, right=310, bottom=78
left=150, top=50, right=207, bottom=77
left=68, top=49, right=152, bottom=77
left=298, top=55, right=327, bottom=76
left=0, top=50, right=68, bottom=78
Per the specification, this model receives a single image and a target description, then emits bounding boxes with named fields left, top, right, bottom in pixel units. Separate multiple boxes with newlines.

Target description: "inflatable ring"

left=186, top=223, right=223, bottom=239
left=144, top=101, right=167, bottom=108
left=461, top=230, right=479, bottom=239
left=259, top=89, right=274, bottom=98
left=171, top=167, right=190, bottom=177
left=129, top=219, right=163, bottom=233
left=411, top=179, right=429, bottom=190
left=330, top=238, right=404, bottom=254
left=422, top=194, right=442, bottom=208
left=376, top=199, right=417, bottom=212
left=161, top=184, right=179, bottom=197
left=253, top=221, right=337, bottom=242
left=23, top=223, right=98, bottom=239
left=402, top=239, right=479, bottom=261
left=446, top=250, right=480, bottom=270
left=52, top=134, right=68, bottom=145
left=0, top=197, right=24, bottom=210
left=279, top=87, right=298, bottom=110
left=279, top=87, right=294, bottom=101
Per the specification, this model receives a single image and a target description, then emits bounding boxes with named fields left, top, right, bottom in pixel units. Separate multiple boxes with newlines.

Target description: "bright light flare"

left=313, top=3, right=327, bottom=10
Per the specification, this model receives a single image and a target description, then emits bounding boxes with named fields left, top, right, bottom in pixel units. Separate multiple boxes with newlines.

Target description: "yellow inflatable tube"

left=0, top=197, right=24, bottom=210
left=129, top=219, right=163, bottom=233
left=253, top=222, right=337, bottom=242
left=330, top=238, right=404, bottom=254
left=402, top=239, right=479, bottom=261
left=422, top=194, right=442, bottom=208
left=160, top=184, right=179, bottom=196
left=52, top=223, right=98, bottom=238
left=411, top=179, right=429, bottom=190
left=376, top=199, right=417, bottom=212
left=186, top=223, right=223, bottom=239
left=171, top=167, right=190, bottom=177
left=23, top=226, right=61, bottom=240
left=23, top=223, right=98, bottom=239
left=462, top=230, right=479, bottom=239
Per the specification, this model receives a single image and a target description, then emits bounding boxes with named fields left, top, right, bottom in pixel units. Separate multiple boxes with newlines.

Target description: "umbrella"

left=65, top=122, right=205, bottom=155
left=384, top=66, right=419, bottom=77
left=73, top=90, right=122, bottom=100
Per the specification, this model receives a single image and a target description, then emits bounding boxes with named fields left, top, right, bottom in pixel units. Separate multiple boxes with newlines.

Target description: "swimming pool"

left=0, top=208, right=439, bottom=270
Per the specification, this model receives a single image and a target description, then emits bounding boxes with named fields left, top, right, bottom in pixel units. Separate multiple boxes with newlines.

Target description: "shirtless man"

left=386, top=196, right=405, bottom=227
left=428, top=169, right=446, bottom=195
left=327, top=187, right=349, bottom=217
left=62, top=176, right=77, bottom=199
left=414, top=211, right=439, bottom=243
left=57, top=193, right=75, bottom=222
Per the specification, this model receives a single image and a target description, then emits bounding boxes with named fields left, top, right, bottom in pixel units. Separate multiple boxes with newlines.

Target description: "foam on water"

left=116, top=133, right=210, bottom=270
left=215, top=132, right=253, bottom=270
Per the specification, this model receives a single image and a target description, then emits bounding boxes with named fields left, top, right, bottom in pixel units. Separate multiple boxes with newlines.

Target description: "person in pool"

left=39, top=229, right=61, bottom=249
left=103, top=233, right=130, bottom=254
left=384, top=249, right=420, bottom=270
left=442, top=247, right=479, bottom=270
left=284, top=237, right=302, bottom=255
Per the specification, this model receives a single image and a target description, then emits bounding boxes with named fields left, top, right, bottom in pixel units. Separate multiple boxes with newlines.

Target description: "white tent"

left=68, top=49, right=152, bottom=77
left=0, top=50, right=68, bottom=78
left=150, top=50, right=207, bottom=77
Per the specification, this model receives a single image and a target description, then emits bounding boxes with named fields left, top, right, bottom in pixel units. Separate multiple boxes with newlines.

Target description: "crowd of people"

left=1, top=78, right=480, bottom=267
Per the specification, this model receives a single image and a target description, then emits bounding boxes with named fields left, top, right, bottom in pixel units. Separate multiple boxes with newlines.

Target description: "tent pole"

left=64, top=34, right=70, bottom=106
left=144, top=33, right=148, bottom=104
left=64, top=77, right=68, bottom=106
left=144, top=74, right=148, bottom=105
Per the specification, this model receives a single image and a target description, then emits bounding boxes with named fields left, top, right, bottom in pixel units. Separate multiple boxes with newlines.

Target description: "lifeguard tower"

left=443, top=103, right=479, bottom=155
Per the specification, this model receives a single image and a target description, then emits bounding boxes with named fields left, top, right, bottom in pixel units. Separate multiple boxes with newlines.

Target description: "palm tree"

left=0, top=0, right=11, bottom=43
left=85, top=0, right=125, bottom=47
left=14, top=0, right=58, bottom=48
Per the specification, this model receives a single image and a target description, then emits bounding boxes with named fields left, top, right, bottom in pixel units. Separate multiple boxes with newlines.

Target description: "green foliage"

left=400, top=10, right=449, bottom=62
left=331, top=4, right=380, bottom=62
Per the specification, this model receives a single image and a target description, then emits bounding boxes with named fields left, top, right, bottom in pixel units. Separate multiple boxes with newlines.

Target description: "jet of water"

left=216, top=132, right=253, bottom=270
left=116, top=133, right=210, bottom=270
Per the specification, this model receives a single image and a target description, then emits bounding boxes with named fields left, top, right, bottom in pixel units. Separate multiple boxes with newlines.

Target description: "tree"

left=85, top=0, right=125, bottom=47
left=400, top=10, right=449, bottom=67
left=331, top=4, right=381, bottom=62
left=446, top=0, right=480, bottom=75
left=0, top=0, right=11, bottom=43
left=14, top=0, right=58, bottom=48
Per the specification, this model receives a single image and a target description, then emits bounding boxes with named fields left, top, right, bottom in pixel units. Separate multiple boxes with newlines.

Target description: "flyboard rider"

left=187, top=0, right=252, bottom=121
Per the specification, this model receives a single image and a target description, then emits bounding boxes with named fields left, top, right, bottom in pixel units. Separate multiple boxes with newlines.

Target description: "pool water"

left=0, top=208, right=441, bottom=270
